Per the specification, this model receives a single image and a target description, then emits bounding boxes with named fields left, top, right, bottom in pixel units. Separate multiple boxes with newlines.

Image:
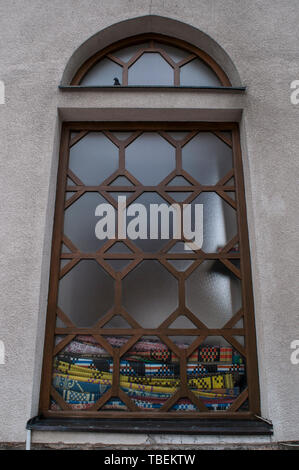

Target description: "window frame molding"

left=70, top=34, right=232, bottom=88
left=39, top=121, right=261, bottom=422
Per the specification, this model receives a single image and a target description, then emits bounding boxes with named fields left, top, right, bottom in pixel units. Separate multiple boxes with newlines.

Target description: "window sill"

left=27, top=416, right=272, bottom=435
left=59, top=85, right=246, bottom=93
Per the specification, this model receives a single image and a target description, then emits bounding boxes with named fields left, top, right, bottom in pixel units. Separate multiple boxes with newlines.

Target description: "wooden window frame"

left=39, top=121, right=261, bottom=422
left=70, top=34, right=231, bottom=87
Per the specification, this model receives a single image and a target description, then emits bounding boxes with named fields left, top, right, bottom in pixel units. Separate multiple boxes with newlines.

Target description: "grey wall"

left=0, top=0, right=298, bottom=445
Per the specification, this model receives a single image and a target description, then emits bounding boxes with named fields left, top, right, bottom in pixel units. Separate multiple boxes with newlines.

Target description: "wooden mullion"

left=56, top=307, right=75, bottom=328
left=228, top=388, right=249, bottom=412
left=69, top=131, right=89, bottom=149
left=39, top=126, right=70, bottom=413
left=213, top=130, right=232, bottom=148
left=186, top=390, right=208, bottom=412
left=53, top=334, right=76, bottom=357
left=159, top=389, right=181, bottom=412
left=89, top=389, right=112, bottom=412
left=216, top=189, right=237, bottom=210
left=50, top=386, right=72, bottom=411
left=219, top=258, right=242, bottom=280
left=232, top=126, right=260, bottom=415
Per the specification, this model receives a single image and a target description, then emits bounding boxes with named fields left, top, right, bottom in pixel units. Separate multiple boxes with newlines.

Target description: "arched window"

left=39, top=28, right=261, bottom=432
left=71, top=35, right=231, bottom=87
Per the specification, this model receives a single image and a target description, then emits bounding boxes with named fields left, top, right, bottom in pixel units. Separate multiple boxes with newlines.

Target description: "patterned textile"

left=52, top=335, right=246, bottom=413
left=198, top=346, right=220, bottom=362
left=220, top=347, right=233, bottom=362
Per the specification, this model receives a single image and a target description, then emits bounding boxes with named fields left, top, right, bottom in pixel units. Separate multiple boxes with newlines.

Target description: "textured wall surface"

left=0, top=0, right=298, bottom=445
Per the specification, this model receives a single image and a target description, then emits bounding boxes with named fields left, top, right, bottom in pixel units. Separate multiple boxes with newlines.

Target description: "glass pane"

left=125, top=192, right=177, bottom=252
left=126, top=133, right=175, bottom=185
left=168, top=241, right=195, bottom=253
left=186, top=261, right=242, bottom=327
left=166, top=132, right=191, bottom=141
left=182, top=132, right=232, bottom=185
left=156, top=43, right=190, bottom=63
left=180, top=58, right=221, bottom=86
left=105, top=242, right=133, bottom=254
left=123, top=261, right=178, bottom=327
left=188, top=192, right=237, bottom=253
left=57, top=261, right=114, bottom=327
left=80, top=58, right=122, bottom=86
left=167, top=259, right=194, bottom=271
left=128, top=53, right=173, bottom=86
left=53, top=335, right=113, bottom=410
left=167, top=176, right=192, bottom=186
left=110, top=132, right=134, bottom=141
left=185, top=337, right=246, bottom=412
left=109, top=176, right=134, bottom=186
left=69, top=132, right=118, bottom=186
left=64, top=192, right=113, bottom=252
left=120, top=336, right=180, bottom=411
left=113, top=43, right=150, bottom=62
left=167, top=192, right=192, bottom=202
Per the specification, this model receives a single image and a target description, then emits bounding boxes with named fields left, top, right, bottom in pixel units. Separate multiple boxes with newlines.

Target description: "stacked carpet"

left=52, top=335, right=245, bottom=412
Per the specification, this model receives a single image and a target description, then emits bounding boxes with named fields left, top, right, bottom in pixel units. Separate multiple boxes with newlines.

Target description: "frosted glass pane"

left=123, top=261, right=178, bottom=327
left=189, top=192, right=237, bottom=252
left=64, top=193, right=111, bottom=252
left=58, top=260, right=114, bottom=327
left=110, top=176, right=133, bottom=186
left=129, top=53, right=173, bottom=86
left=157, top=43, right=190, bottom=62
left=110, top=132, right=134, bottom=141
left=167, top=132, right=191, bottom=141
left=106, top=242, right=133, bottom=254
left=80, top=58, right=122, bottom=86
left=167, top=260, right=194, bottom=271
left=126, top=192, right=176, bottom=252
left=126, top=133, right=175, bottom=184
left=186, top=261, right=242, bottom=327
left=180, top=58, right=221, bottom=86
left=167, top=176, right=192, bottom=186
left=167, top=192, right=192, bottom=202
left=182, top=132, right=232, bottom=185
left=69, top=132, right=118, bottom=186
left=114, top=43, right=150, bottom=62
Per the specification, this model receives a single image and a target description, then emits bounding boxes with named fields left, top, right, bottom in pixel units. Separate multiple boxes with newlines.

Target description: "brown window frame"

left=39, top=121, right=261, bottom=421
left=70, top=34, right=231, bottom=87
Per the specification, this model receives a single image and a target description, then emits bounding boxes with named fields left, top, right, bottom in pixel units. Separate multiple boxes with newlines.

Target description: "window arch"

left=71, top=34, right=231, bottom=87
left=37, top=23, right=263, bottom=433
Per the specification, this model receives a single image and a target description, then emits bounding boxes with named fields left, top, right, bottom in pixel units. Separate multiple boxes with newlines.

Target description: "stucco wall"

left=0, top=0, right=298, bottom=445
